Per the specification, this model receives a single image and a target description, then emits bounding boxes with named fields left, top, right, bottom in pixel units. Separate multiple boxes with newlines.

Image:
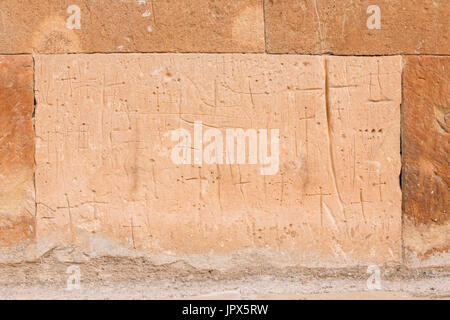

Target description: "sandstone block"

left=265, top=0, right=450, bottom=54
left=0, top=55, right=35, bottom=248
left=0, top=0, right=264, bottom=54
left=403, top=56, right=450, bottom=266
left=35, top=54, right=402, bottom=266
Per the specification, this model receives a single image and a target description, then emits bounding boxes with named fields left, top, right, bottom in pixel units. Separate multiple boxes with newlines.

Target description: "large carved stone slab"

left=403, top=56, right=450, bottom=266
left=0, top=0, right=264, bottom=54
left=35, top=54, right=402, bottom=266
left=0, top=55, right=35, bottom=248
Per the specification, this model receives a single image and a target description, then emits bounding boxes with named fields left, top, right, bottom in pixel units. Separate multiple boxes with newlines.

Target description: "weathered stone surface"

left=0, top=56, right=35, bottom=248
left=265, top=0, right=450, bottom=54
left=0, top=0, right=264, bottom=54
left=403, top=56, right=450, bottom=266
left=35, top=54, right=402, bottom=266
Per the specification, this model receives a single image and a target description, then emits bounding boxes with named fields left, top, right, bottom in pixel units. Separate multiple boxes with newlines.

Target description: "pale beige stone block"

left=35, top=54, right=402, bottom=266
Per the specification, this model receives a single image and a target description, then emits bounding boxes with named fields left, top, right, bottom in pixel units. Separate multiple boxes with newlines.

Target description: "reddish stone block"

left=403, top=56, right=450, bottom=266
left=0, top=56, right=35, bottom=248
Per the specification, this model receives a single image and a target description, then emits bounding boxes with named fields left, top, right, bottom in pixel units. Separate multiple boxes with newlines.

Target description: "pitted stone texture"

left=35, top=54, right=402, bottom=266
left=0, top=56, right=35, bottom=247
left=265, top=0, right=450, bottom=55
left=403, top=56, right=450, bottom=266
left=0, top=0, right=264, bottom=54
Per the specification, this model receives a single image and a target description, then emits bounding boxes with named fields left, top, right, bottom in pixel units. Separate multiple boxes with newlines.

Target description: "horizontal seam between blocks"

left=1, top=52, right=450, bottom=57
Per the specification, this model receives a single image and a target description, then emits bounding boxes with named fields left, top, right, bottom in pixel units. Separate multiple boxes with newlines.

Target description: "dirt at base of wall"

left=0, top=255, right=449, bottom=299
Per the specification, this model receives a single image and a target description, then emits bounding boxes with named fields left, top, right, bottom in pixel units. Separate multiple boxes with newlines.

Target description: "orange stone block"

left=0, top=55, right=35, bottom=248
left=0, top=0, right=264, bottom=54
left=403, top=56, right=450, bottom=266
left=265, top=0, right=450, bottom=55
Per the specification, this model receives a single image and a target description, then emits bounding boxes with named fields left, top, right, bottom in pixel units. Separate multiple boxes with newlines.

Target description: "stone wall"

left=0, top=1, right=448, bottom=268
